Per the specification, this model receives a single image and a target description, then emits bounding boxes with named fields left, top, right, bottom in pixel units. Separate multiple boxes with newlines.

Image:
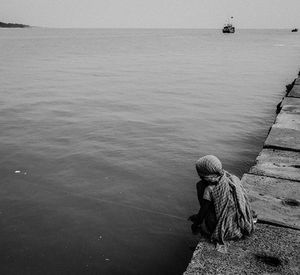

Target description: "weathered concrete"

left=246, top=76, right=300, bottom=229
left=184, top=224, right=300, bottom=275
left=242, top=173, right=300, bottom=228
left=288, top=84, right=300, bottom=98
left=264, top=94, right=300, bottom=151
left=249, top=149, right=300, bottom=181
left=184, top=75, right=300, bottom=274
left=264, top=127, right=300, bottom=151
left=294, top=77, right=300, bottom=86
left=279, top=97, right=300, bottom=114
left=273, top=112, right=300, bottom=130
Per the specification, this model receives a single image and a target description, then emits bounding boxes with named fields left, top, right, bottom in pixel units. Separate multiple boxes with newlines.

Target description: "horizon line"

left=24, top=26, right=298, bottom=30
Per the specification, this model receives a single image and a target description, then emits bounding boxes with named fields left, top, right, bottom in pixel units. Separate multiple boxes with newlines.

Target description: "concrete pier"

left=184, top=74, right=300, bottom=274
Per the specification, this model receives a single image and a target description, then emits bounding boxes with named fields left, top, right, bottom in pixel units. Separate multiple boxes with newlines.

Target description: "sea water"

left=0, top=28, right=299, bottom=275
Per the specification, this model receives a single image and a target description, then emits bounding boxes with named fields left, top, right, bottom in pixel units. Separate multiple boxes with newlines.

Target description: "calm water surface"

left=0, top=28, right=300, bottom=275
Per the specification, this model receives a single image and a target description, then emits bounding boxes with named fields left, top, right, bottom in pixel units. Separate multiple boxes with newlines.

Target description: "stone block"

left=273, top=112, right=300, bottom=130
left=279, top=97, right=300, bottom=114
left=264, top=127, right=300, bottom=151
left=249, top=149, right=300, bottom=181
left=184, top=224, right=300, bottom=275
left=294, top=77, right=300, bottom=85
left=241, top=174, right=300, bottom=228
left=289, top=84, right=300, bottom=98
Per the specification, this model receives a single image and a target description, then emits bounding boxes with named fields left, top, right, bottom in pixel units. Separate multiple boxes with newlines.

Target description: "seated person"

left=189, top=155, right=254, bottom=244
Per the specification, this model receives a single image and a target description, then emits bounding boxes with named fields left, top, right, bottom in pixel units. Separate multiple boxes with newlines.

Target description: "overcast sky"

left=1, top=0, right=300, bottom=29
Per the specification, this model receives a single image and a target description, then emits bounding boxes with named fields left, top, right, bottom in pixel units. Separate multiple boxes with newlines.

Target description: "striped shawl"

left=210, top=171, right=254, bottom=243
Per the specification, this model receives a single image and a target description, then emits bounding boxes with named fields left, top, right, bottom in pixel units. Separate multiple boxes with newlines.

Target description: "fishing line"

left=17, top=176, right=188, bottom=222
left=66, top=188, right=188, bottom=222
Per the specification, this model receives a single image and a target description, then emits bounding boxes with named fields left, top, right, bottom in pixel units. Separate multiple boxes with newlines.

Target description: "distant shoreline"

left=0, top=21, right=30, bottom=28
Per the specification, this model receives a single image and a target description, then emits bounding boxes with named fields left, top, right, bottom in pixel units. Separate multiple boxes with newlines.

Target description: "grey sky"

left=1, top=0, right=300, bottom=28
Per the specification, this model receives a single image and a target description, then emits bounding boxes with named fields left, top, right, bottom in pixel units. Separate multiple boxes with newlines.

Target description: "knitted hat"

left=196, top=155, right=223, bottom=177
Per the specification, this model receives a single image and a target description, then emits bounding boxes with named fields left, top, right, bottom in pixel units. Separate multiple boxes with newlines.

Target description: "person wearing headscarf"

left=188, top=155, right=254, bottom=244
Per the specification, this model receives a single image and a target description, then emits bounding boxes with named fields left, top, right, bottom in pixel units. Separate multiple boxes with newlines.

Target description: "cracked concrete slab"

left=294, top=77, right=300, bottom=85
left=264, top=127, right=300, bottom=151
left=241, top=174, right=300, bottom=228
left=289, top=84, right=300, bottom=98
left=249, top=149, right=300, bottom=181
left=273, top=112, right=300, bottom=130
left=279, top=97, right=300, bottom=114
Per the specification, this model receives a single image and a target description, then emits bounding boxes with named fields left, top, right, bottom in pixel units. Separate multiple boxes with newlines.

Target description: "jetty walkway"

left=184, top=73, right=300, bottom=274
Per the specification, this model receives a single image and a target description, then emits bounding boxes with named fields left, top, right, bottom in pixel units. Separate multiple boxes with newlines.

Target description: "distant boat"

left=222, top=17, right=235, bottom=33
left=291, top=28, right=298, bottom=32
left=223, top=23, right=235, bottom=33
